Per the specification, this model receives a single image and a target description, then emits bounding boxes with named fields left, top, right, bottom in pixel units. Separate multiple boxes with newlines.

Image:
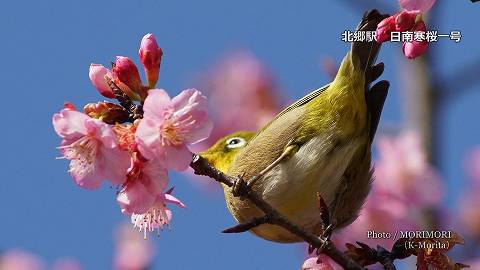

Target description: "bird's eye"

left=225, top=137, right=246, bottom=149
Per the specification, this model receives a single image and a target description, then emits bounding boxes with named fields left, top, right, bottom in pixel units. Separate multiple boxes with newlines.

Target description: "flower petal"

left=142, top=89, right=172, bottom=121
left=184, top=112, right=213, bottom=144
left=164, top=145, right=192, bottom=171
left=100, top=147, right=130, bottom=185
left=376, top=15, right=396, bottom=43
left=400, top=0, right=436, bottom=12
left=52, top=109, right=89, bottom=140
left=164, top=193, right=186, bottom=208
left=402, top=21, right=428, bottom=59
left=89, top=64, right=115, bottom=98
left=117, top=182, right=156, bottom=214
left=135, top=118, right=162, bottom=160
left=171, top=88, right=208, bottom=112
left=69, top=159, right=104, bottom=190
left=171, top=89, right=213, bottom=143
left=140, top=159, right=169, bottom=196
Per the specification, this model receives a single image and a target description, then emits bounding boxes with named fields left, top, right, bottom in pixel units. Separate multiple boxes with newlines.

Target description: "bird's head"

left=200, top=131, right=255, bottom=173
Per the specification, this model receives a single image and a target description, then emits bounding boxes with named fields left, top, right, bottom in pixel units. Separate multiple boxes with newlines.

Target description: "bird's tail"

left=351, top=10, right=388, bottom=84
left=331, top=10, right=390, bottom=143
left=351, top=10, right=391, bottom=143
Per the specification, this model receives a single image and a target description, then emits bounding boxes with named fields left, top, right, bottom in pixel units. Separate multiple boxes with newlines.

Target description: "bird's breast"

left=224, top=133, right=363, bottom=242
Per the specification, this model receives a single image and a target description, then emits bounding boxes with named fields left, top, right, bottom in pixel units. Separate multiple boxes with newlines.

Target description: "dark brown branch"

left=190, top=154, right=366, bottom=270
left=105, top=76, right=143, bottom=122
left=376, top=246, right=396, bottom=270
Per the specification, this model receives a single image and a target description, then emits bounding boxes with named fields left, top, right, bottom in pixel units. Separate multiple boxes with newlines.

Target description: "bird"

left=201, top=10, right=390, bottom=243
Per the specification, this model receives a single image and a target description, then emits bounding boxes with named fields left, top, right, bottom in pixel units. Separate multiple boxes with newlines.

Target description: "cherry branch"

left=105, top=76, right=143, bottom=122
left=189, top=154, right=366, bottom=270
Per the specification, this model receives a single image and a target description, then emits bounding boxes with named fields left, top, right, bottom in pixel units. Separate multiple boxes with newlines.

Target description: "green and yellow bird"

left=201, top=10, right=390, bottom=243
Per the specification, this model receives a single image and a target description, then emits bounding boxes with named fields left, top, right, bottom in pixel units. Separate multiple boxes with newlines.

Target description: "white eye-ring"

left=225, top=137, right=247, bottom=149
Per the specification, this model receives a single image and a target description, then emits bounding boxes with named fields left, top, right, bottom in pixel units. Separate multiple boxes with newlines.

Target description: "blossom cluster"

left=52, top=34, right=212, bottom=238
left=375, top=0, right=436, bottom=59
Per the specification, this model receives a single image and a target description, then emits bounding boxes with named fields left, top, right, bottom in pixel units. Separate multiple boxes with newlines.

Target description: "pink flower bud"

left=376, top=15, right=396, bottom=43
left=112, top=56, right=143, bottom=94
left=395, top=10, right=419, bottom=31
left=402, top=21, right=428, bottom=59
left=139, top=33, right=163, bottom=88
left=89, top=64, right=115, bottom=98
left=63, top=102, right=77, bottom=111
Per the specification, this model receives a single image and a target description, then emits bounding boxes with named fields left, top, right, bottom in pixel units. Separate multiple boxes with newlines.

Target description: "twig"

left=105, top=76, right=143, bottom=122
left=190, top=154, right=366, bottom=270
left=376, top=246, right=396, bottom=270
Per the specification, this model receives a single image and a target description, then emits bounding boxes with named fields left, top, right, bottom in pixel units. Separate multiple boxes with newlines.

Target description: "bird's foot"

left=232, top=173, right=247, bottom=198
left=316, top=222, right=336, bottom=254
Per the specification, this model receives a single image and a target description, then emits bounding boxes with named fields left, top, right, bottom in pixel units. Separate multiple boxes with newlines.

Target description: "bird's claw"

left=232, top=173, right=247, bottom=198
left=316, top=223, right=335, bottom=254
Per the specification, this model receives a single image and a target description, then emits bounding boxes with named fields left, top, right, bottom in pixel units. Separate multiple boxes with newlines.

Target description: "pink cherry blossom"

left=459, top=193, right=480, bottom=238
left=116, top=153, right=169, bottom=214
left=334, top=186, right=418, bottom=248
left=0, top=250, right=45, bottom=270
left=301, top=256, right=334, bottom=270
left=464, top=147, right=480, bottom=185
left=395, top=10, right=420, bottom=31
left=139, top=33, right=163, bottom=88
left=136, top=88, right=213, bottom=171
left=376, top=0, right=435, bottom=59
left=400, top=0, right=436, bottom=12
left=131, top=191, right=186, bottom=239
left=89, top=64, right=115, bottom=98
left=375, top=130, right=443, bottom=207
left=376, top=15, right=396, bottom=43
left=114, top=224, right=155, bottom=270
left=53, top=109, right=130, bottom=189
left=376, top=10, right=419, bottom=43
left=193, top=52, right=282, bottom=152
left=403, top=21, right=428, bottom=59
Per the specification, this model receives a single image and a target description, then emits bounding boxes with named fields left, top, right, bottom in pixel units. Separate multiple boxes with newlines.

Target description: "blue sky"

left=1, top=0, right=479, bottom=269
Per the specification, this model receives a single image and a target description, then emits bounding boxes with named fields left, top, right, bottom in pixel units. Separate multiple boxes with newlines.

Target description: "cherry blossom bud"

left=402, top=21, right=428, bottom=59
left=395, top=10, right=419, bottom=31
left=89, top=64, right=115, bottom=98
left=112, top=56, right=143, bottom=96
left=376, top=15, right=396, bottom=43
left=63, top=102, right=77, bottom=111
left=139, top=33, right=163, bottom=88
left=84, top=102, right=129, bottom=124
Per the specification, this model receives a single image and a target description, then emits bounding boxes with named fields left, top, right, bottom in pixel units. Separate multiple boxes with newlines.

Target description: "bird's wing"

left=275, top=84, right=330, bottom=119
left=228, top=104, right=306, bottom=179
left=250, top=83, right=330, bottom=142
